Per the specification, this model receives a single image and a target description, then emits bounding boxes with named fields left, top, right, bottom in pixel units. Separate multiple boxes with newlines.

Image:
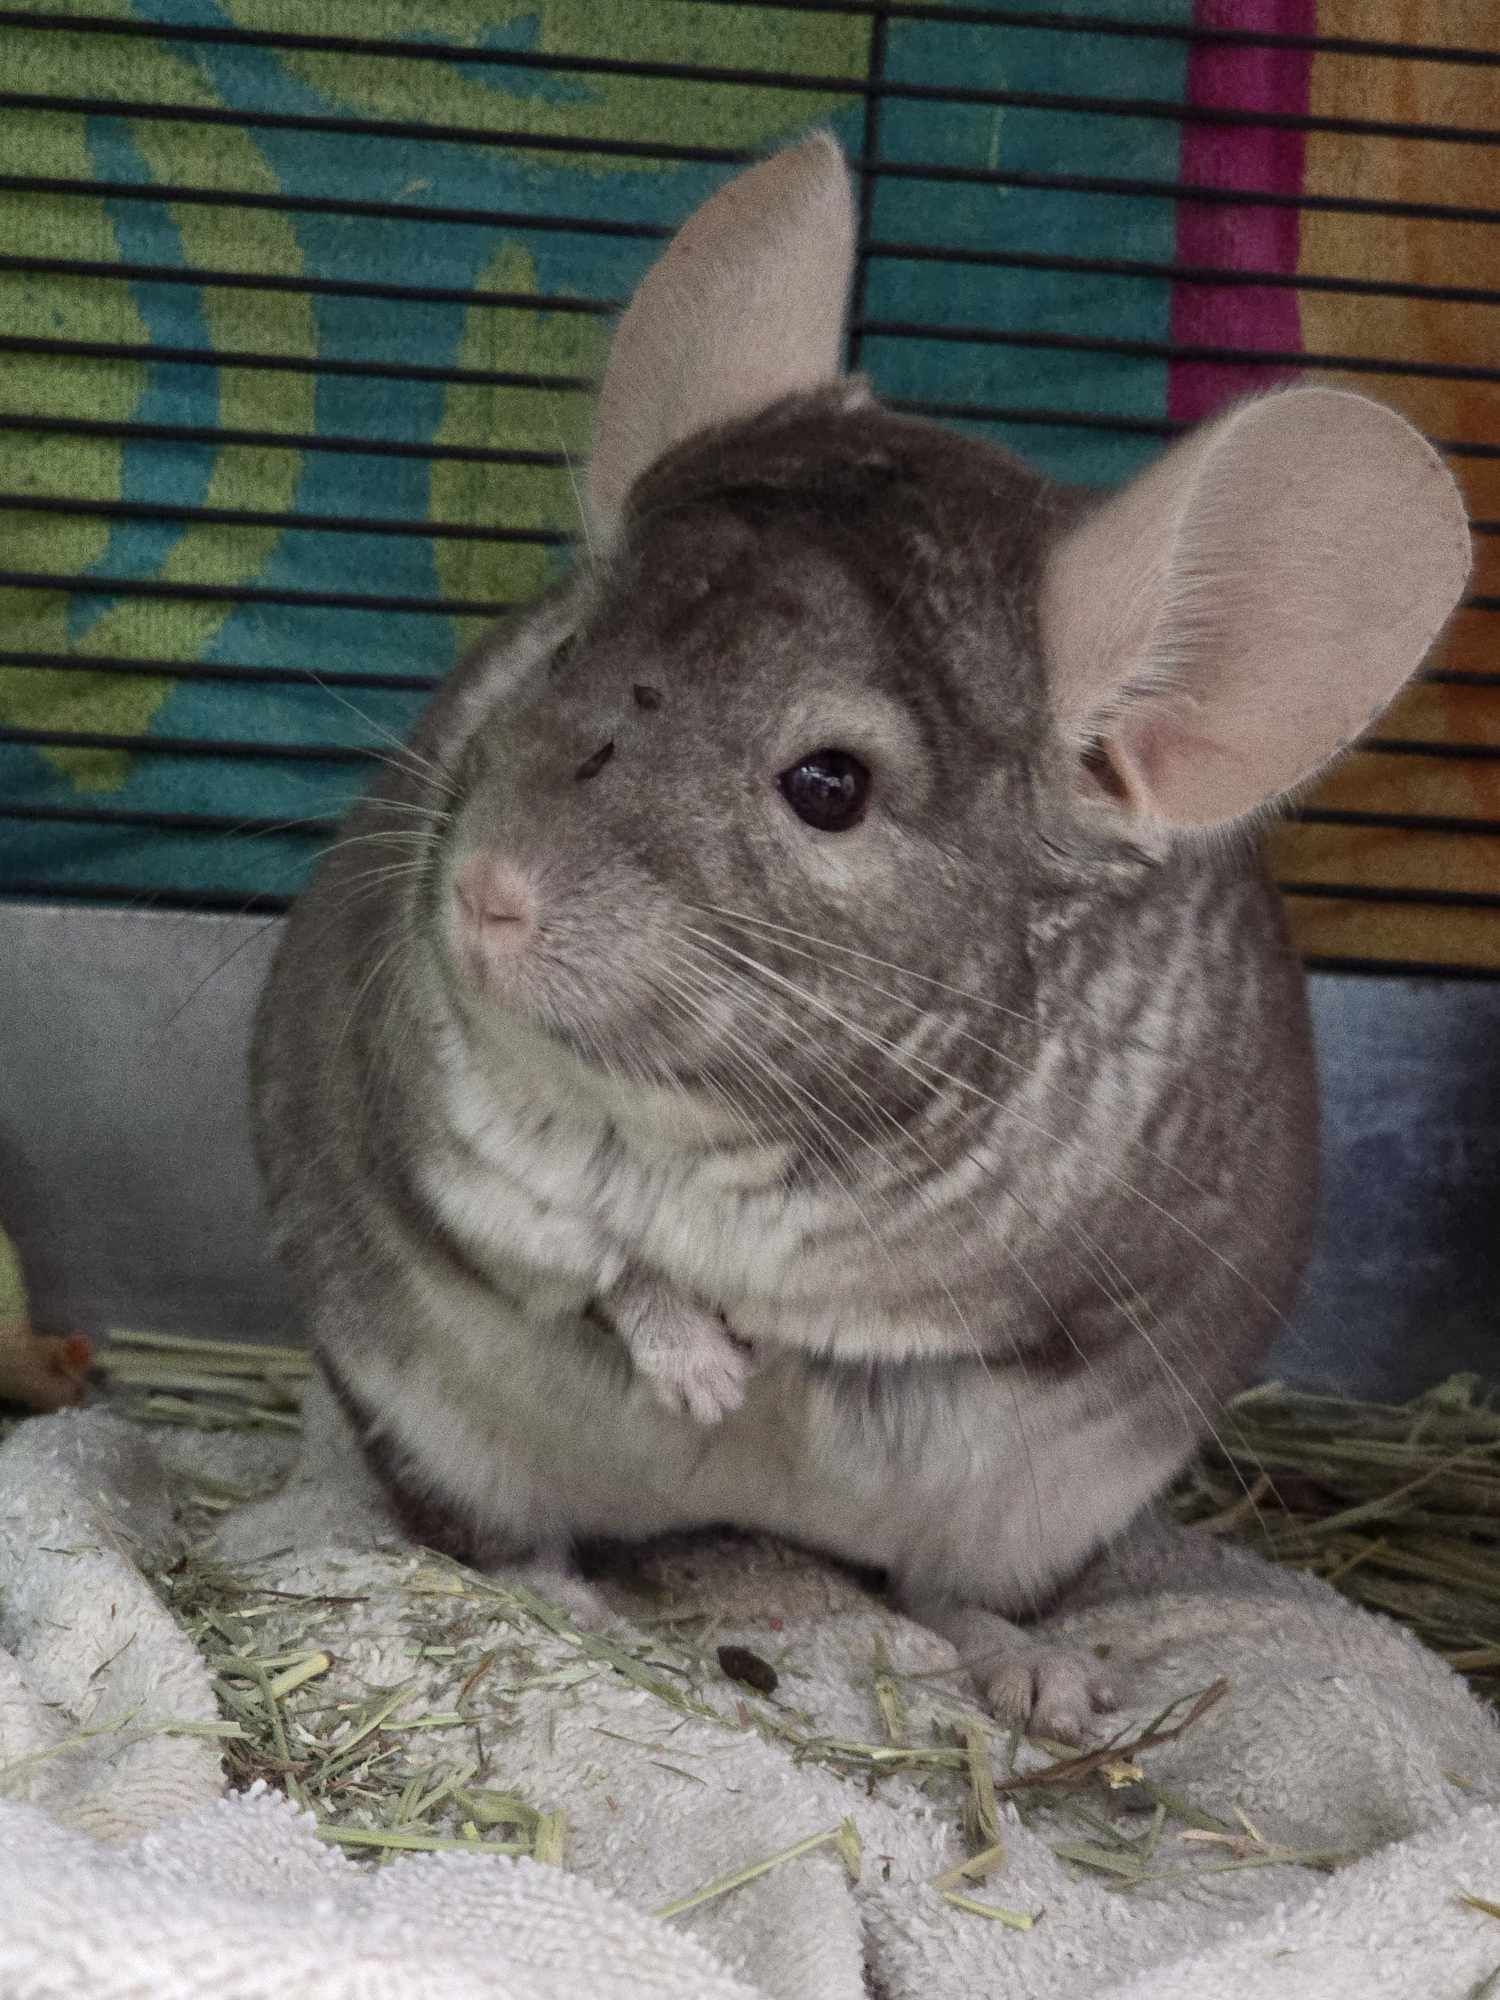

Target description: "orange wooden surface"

left=1277, top=2, right=1500, bottom=967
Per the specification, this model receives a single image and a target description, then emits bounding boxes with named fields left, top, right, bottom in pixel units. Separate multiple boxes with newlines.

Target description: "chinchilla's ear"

left=586, top=133, right=855, bottom=546
left=1041, top=387, right=1471, bottom=832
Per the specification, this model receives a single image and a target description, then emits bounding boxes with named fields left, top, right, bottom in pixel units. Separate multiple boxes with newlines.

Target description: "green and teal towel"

left=2, top=1, right=1495, bottom=972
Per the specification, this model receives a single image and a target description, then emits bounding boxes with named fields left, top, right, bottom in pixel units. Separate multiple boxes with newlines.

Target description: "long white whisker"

left=667, top=944, right=1039, bottom=1441
left=327, top=926, right=409, bottom=1103
left=159, top=916, right=284, bottom=1037
left=675, top=938, right=1065, bottom=1545
left=1021, top=1190, right=1273, bottom=1527
left=689, top=901, right=1220, bottom=1087
left=686, top=929, right=1274, bottom=1525
left=683, top=926, right=1288, bottom=1332
left=547, top=394, right=597, bottom=577
left=697, top=909, right=1279, bottom=1223
left=354, top=795, right=452, bottom=821
left=296, top=666, right=458, bottom=800
left=658, top=949, right=918, bottom=1311
left=641, top=964, right=782, bottom=1155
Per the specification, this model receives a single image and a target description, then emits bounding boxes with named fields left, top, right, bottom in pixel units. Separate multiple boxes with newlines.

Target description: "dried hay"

left=1172, top=1375, right=1500, bottom=1707
left=11, top=1332, right=1493, bottom=1915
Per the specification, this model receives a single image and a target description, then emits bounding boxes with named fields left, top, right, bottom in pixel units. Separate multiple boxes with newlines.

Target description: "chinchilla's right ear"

left=586, top=133, right=856, bottom=548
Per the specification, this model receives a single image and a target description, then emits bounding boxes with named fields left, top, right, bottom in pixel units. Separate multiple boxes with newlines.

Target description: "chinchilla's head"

left=413, top=136, right=1468, bottom=1151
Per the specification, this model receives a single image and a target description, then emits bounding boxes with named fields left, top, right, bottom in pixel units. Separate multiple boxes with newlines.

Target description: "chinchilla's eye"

left=777, top=750, right=871, bottom=833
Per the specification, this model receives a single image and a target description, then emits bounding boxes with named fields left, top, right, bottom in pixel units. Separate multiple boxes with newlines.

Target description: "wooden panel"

left=1280, top=1, right=1500, bottom=969
left=1273, top=821, right=1500, bottom=898
left=1284, top=898, right=1500, bottom=972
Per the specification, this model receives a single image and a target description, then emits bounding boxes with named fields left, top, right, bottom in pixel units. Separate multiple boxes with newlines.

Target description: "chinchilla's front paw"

left=636, top=1315, right=755, bottom=1426
left=604, top=1271, right=755, bottom=1426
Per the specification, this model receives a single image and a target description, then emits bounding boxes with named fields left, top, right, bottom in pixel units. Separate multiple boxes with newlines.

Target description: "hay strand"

left=653, top=1818, right=861, bottom=1922
left=87, top=1331, right=1500, bottom=1907
left=1171, top=1375, right=1500, bottom=1703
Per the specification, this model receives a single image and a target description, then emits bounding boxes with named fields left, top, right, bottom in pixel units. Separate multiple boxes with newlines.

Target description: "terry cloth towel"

left=3, top=1389, right=1500, bottom=2000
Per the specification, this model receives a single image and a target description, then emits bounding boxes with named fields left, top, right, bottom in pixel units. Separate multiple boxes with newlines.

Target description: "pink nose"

left=453, top=854, right=536, bottom=958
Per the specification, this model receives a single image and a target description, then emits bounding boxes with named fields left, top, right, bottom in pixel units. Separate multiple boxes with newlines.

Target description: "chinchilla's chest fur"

left=252, top=791, right=1315, bottom=1616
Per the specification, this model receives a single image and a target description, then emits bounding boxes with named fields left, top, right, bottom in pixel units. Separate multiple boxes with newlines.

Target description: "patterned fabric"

left=0, top=0, right=1495, bottom=966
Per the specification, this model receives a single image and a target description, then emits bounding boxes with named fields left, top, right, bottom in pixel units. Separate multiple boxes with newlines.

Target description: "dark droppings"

left=717, top=1644, right=780, bottom=1695
left=632, top=683, right=663, bottom=711
left=574, top=740, right=615, bottom=782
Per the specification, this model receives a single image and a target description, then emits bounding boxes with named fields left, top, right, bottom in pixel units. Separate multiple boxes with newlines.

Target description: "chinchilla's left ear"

left=586, top=134, right=855, bottom=547
left=1041, top=387, right=1472, bottom=832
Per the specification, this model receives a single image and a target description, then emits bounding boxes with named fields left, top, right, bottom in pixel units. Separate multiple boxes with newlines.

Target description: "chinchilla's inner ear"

left=1040, top=387, right=1472, bottom=832
left=586, top=133, right=855, bottom=546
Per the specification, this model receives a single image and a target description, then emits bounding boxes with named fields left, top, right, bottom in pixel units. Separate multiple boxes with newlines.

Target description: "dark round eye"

left=777, top=750, right=871, bottom=832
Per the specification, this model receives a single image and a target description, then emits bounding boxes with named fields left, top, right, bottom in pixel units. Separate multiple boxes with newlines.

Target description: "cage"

left=0, top=0, right=1497, bottom=1395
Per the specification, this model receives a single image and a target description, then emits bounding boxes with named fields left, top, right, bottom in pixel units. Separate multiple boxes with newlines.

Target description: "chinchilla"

left=251, top=135, right=1470, bottom=1738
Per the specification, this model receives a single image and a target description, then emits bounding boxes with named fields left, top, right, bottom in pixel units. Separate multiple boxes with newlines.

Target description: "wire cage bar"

left=0, top=0, right=1496, bottom=976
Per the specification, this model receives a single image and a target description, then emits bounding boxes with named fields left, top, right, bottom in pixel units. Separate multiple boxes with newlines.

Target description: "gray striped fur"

left=251, top=393, right=1318, bottom=1735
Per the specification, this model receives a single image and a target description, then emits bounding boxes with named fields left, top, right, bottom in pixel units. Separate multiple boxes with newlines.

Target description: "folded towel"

left=2, top=1396, right=1499, bottom=2000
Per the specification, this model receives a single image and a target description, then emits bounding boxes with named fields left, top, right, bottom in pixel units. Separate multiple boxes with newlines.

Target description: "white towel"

left=3, top=1395, right=1500, bottom=2000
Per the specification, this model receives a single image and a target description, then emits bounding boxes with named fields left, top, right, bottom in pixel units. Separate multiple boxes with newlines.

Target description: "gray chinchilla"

left=251, top=135, right=1470, bottom=1738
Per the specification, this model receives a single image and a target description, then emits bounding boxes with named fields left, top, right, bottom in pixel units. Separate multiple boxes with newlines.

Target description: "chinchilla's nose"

left=452, top=853, right=537, bottom=972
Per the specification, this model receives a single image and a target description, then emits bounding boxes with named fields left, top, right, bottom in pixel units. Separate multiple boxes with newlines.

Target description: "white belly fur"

left=342, top=1279, right=1182, bottom=1613
left=370, top=1035, right=1186, bottom=1609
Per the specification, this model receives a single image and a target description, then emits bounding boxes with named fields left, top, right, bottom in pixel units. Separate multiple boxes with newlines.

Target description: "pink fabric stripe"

left=1168, top=0, right=1317, bottom=426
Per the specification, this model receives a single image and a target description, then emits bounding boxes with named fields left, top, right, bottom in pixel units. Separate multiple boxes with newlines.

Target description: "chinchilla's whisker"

left=679, top=1076, right=941, bottom=1379
left=369, top=751, right=459, bottom=805
left=355, top=796, right=452, bottom=822
left=598, top=982, right=683, bottom=1101
left=649, top=956, right=769, bottom=1117
left=1004, top=1184, right=1273, bottom=1527
left=366, top=732, right=454, bottom=803
left=644, top=964, right=782, bottom=1154
left=658, top=950, right=865, bottom=1183
left=685, top=933, right=1261, bottom=1530
left=667, top=944, right=1009, bottom=1378
left=297, top=831, right=439, bottom=903
left=691, top=900, right=1259, bottom=1146
left=1055, top=1213, right=1280, bottom=1533
left=327, top=925, right=408, bottom=1109
left=286, top=878, right=426, bottom=964
left=358, top=929, right=422, bottom=1130
left=690, top=901, right=1190, bottom=1073
left=688, top=899, right=1074, bottom=1034
left=321, top=822, right=437, bottom=843
left=296, top=666, right=459, bottom=801
left=665, top=944, right=898, bottom=1178
left=686, top=929, right=1276, bottom=1528
left=160, top=832, right=434, bottom=1039
left=692, top=920, right=1296, bottom=1504
left=701, top=912, right=1279, bottom=1221
left=691, top=941, right=1101, bottom=1374
left=670, top=938, right=946, bottom=1200
left=675, top=943, right=950, bottom=1168
left=660, top=950, right=914, bottom=1293
left=164, top=833, right=436, bottom=1038
left=159, top=916, right=284, bottom=1037
left=685, top=926, right=1288, bottom=1334
left=675, top=937, right=1079, bottom=1375
left=312, top=832, right=438, bottom=864
left=547, top=395, right=597, bottom=577
left=322, top=862, right=431, bottom=902
left=672, top=941, right=1049, bottom=1543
